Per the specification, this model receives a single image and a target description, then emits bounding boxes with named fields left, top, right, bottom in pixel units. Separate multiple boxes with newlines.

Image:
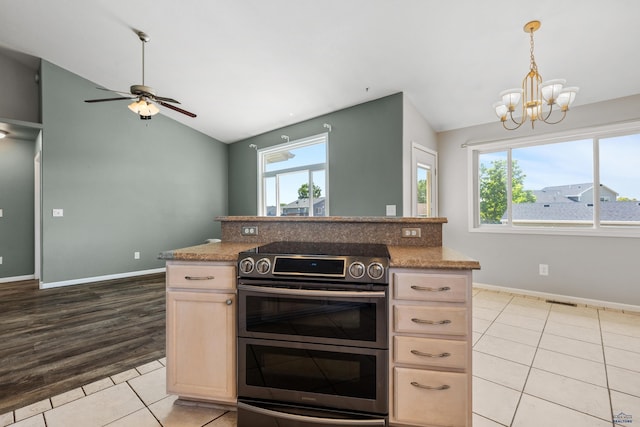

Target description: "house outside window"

left=258, top=134, right=328, bottom=217
left=469, top=121, right=640, bottom=236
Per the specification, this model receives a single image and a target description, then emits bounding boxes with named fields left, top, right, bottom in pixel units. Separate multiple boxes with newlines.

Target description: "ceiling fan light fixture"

left=493, top=20, right=578, bottom=130
left=128, top=99, right=160, bottom=119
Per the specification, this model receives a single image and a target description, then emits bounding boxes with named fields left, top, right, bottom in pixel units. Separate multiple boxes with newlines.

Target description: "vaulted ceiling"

left=2, top=0, right=640, bottom=143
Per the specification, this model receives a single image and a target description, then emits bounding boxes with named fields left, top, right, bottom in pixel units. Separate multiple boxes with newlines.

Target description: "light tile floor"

left=1, top=289, right=639, bottom=427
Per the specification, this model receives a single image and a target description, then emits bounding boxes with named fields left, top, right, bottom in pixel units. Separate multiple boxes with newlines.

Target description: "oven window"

left=245, top=295, right=377, bottom=342
left=245, top=344, right=377, bottom=400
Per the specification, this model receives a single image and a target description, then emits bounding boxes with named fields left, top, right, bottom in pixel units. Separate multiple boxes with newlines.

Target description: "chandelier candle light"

left=493, top=20, right=579, bottom=130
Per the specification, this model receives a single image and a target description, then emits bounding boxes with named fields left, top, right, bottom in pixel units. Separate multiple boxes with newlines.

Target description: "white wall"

left=402, top=94, right=437, bottom=216
left=438, top=94, right=640, bottom=307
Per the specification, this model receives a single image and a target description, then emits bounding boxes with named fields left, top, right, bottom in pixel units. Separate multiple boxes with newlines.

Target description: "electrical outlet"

left=402, top=227, right=422, bottom=238
left=0, top=256, right=3, bottom=265
left=134, top=251, right=140, bottom=260
left=539, top=264, right=549, bottom=276
left=241, top=226, right=259, bottom=236
left=0, top=208, right=3, bottom=217
left=52, top=209, right=64, bottom=217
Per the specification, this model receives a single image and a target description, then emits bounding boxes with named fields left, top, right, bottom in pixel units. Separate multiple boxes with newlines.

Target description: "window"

left=258, top=134, right=328, bottom=216
left=470, top=122, right=640, bottom=235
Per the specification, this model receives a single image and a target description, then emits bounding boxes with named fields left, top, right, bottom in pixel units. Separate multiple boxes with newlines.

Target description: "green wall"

left=40, top=61, right=228, bottom=284
left=228, top=93, right=404, bottom=216
left=0, top=137, right=35, bottom=278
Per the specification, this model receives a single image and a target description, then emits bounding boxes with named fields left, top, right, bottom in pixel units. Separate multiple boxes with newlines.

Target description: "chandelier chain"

left=529, top=28, right=537, bottom=72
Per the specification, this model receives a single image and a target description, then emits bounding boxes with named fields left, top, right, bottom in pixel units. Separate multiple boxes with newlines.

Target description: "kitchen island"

left=159, top=216, right=479, bottom=427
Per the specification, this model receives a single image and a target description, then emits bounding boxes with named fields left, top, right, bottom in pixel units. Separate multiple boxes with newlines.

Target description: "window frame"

left=257, top=133, right=329, bottom=217
left=467, top=120, right=640, bottom=237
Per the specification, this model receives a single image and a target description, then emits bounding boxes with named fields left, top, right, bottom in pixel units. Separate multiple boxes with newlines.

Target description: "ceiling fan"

left=84, top=30, right=196, bottom=120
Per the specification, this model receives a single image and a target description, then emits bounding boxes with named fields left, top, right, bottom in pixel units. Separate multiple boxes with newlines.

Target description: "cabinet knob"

left=225, top=299, right=233, bottom=305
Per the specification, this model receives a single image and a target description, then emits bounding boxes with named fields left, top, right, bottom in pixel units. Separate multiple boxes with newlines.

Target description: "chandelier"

left=493, top=20, right=579, bottom=130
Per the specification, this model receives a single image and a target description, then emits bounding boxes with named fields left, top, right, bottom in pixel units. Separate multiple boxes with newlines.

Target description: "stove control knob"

left=367, top=262, right=385, bottom=280
left=348, top=262, right=366, bottom=279
left=239, top=257, right=255, bottom=274
left=255, top=258, right=271, bottom=274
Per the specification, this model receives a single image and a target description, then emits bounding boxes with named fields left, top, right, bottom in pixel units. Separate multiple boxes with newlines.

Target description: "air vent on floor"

left=545, top=299, right=578, bottom=307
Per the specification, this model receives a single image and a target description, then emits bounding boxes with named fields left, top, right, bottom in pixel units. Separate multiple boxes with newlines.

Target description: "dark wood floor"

left=0, top=273, right=166, bottom=414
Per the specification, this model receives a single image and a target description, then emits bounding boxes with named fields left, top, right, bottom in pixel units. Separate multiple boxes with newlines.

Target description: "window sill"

left=469, top=224, right=640, bottom=238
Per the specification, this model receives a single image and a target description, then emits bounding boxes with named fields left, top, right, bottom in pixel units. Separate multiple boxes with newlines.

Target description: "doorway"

left=411, top=143, right=437, bottom=217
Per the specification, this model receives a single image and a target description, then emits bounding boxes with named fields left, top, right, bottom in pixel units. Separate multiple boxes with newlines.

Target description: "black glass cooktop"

left=245, top=241, right=389, bottom=258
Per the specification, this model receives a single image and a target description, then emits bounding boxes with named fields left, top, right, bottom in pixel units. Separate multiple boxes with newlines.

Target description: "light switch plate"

left=385, top=205, right=396, bottom=216
left=52, top=209, right=64, bottom=217
left=0, top=208, right=3, bottom=217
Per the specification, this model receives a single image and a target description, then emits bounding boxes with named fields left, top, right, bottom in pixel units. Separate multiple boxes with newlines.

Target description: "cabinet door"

left=167, top=264, right=235, bottom=291
left=394, top=367, right=468, bottom=427
left=166, top=291, right=236, bottom=402
left=394, top=305, right=467, bottom=336
left=394, top=336, right=467, bottom=369
left=393, top=272, right=468, bottom=302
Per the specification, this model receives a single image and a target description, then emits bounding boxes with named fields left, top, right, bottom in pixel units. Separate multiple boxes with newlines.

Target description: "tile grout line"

left=471, top=291, right=515, bottom=425
left=506, top=298, right=551, bottom=427
left=598, top=308, right=616, bottom=427
left=510, top=303, right=621, bottom=426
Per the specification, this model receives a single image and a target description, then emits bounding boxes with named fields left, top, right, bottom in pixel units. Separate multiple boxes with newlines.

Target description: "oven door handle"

left=237, top=401, right=386, bottom=426
left=238, top=284, right=387, bottom=298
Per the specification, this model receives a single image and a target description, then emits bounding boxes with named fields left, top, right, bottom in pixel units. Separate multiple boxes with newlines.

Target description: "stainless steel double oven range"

left=236, top=241, right=390, bottom=427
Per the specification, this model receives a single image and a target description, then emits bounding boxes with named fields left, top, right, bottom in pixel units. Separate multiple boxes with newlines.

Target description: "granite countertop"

left=216, top=216, right=448, bottom=224
left=387, top=246, right=480, bottom=270
left=160, top=242, right=480, bottom=270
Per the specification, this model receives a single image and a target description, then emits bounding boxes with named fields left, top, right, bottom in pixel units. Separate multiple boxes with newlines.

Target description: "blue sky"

left=481, top=133, right=640, bottom=200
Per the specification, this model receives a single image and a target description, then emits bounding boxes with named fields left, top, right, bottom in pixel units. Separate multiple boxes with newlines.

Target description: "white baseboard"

left=0, top=274, right=36, bottom=284
left=40, top=268, right=166, bottom=289
left=473, top=282, right=640, bottom=313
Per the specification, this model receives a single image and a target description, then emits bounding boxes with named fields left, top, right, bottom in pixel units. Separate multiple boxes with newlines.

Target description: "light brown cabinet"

left=165, top=261, right=236, bottom=404
left=389, top=269, right=472, bottom=427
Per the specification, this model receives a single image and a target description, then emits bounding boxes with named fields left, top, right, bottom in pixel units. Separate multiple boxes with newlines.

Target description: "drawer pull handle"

left=411, top=382, right=450, bottom=391
left=184, top=276, right=215, bottom=280
left=411, top=318, right=452, bottom=325
left=411, top=285, right=451, bottom=292
left=410, top=350, right=451, bottom=358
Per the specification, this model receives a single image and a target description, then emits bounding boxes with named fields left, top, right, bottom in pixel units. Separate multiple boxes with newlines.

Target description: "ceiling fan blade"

left=84, top=97, right=134, bottom=103
left=159, top=101, right=197, bottom=118
left=154, top=95, right=181, bottom=104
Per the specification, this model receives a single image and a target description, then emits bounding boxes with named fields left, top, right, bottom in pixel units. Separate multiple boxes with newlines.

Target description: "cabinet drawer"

left=394, top=367, right=468, bottom=427
left=394, top=336, right=467, bottom=369
left=167, top=264, right=235, bottom=290
left=394, top=305, right=467, bottom=336
left=393, top=272, right=468, bottom=302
